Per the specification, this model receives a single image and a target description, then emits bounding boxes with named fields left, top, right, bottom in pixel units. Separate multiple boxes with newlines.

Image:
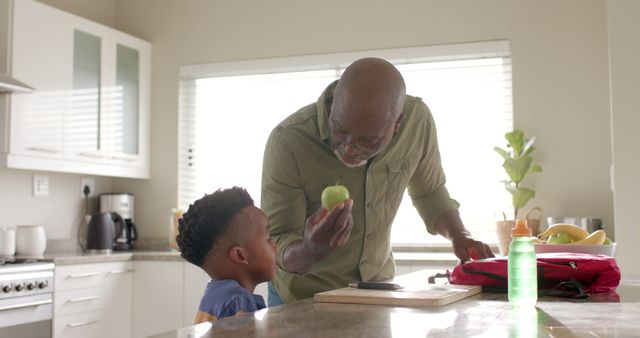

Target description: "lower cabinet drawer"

left=55, top=264, right=105, bottom=291
left=54, top=287, right=104, bottom=317
left=53, top=310, right=103, bottom=338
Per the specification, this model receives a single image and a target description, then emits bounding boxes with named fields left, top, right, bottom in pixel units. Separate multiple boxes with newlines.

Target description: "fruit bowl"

left=534, top=243, right=616, bottom=256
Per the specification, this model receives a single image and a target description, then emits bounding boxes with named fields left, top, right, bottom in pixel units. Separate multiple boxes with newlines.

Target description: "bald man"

left=261, top=58, right=494, bottom=305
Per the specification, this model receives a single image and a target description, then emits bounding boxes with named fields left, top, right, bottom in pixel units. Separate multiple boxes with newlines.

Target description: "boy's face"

left=241, top=206, right=277, bottom=283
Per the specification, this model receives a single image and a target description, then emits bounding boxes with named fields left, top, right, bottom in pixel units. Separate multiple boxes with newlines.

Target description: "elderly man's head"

left=329, top=58, right=406, bottom=167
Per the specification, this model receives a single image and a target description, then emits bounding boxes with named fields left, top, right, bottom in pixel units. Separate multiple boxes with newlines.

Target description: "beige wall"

left=607, top=0, right=640, bottom=277
left=0, top=0, right=115, bottom=247
left=37, top=0, right=115, bottom=27
left=111, top=0, right=614, bottom=246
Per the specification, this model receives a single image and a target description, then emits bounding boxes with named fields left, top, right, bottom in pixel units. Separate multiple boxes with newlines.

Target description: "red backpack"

left=449, top=253, right=621, bottom=298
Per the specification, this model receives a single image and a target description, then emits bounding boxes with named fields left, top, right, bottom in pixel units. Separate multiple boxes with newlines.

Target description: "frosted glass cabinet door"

left=114, top=44, right=139, bottom=156
left=65, top=29, right=106, bottom=162
left=104, top=31, right=150, bottom=167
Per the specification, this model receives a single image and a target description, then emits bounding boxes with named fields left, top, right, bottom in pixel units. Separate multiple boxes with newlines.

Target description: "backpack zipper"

left=542, top=261, right=578, bottom=270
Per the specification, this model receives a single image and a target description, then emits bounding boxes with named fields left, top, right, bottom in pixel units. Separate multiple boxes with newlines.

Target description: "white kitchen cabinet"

left=182, top=262, right=210, bottom=326
left=0, top=0, right=151, bottom=178
left=6, top=0, right=70, bottom=160
left=53, top=310, right=104, bottom=338
left=53, top=262, right=133, bottom=338
left=132, top=261, right=184, bottom=338
left=101, top=262, right=134, bottom=338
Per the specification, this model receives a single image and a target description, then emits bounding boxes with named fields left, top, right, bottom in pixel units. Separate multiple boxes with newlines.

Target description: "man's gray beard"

left=334, top=149, right=367, bottom=168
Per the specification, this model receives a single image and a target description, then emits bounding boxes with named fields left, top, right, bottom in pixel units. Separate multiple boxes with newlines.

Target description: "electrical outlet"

left=33, top=175, right=49, bottom=197
left=81, top=177, right=95, bottom=199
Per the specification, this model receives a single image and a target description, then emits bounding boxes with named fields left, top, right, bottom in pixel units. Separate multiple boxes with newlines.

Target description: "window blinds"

left=178, top=41, right=512, bottom=244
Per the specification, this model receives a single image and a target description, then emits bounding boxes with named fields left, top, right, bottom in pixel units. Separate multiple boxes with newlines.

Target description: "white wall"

left=110, top=0, right=614, bottom=245
left=0, top=169, right=111, bottom=241
left=607, top=0, right=640, bottom=277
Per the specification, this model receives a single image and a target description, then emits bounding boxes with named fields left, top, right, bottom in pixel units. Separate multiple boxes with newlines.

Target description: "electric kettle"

left=86, top=212, right=122, bottom=252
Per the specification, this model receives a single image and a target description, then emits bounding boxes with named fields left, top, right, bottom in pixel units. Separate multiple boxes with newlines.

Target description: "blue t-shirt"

left=194, top=279, right=266, bottom=323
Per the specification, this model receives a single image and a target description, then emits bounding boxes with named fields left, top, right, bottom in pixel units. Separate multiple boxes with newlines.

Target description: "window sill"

left=392, top=243, right=500, bottom=266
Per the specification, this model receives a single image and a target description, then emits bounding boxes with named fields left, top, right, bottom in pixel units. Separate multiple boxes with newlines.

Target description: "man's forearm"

left=435, top=210, right=470, bottom=240
left=282, top=240, right=318, bottom=274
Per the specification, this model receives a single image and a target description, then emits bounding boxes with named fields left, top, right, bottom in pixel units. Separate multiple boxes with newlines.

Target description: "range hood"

left=0, top=73, right=34, bottom=93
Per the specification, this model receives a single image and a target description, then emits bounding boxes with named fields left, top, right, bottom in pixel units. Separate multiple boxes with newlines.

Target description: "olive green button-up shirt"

left=261, top=81, right=459, bottom=303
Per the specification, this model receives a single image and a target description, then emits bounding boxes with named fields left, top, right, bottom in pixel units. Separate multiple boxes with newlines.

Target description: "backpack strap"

left=427, top=270, right=451, bottom=284
left=541, top=279, right=589, bottom=299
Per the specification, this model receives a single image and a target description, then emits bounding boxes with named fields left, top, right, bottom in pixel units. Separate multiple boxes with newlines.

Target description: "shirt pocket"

left=302, top=175, right=345, bottom=216
left=385, top=158, right=412, bottom=210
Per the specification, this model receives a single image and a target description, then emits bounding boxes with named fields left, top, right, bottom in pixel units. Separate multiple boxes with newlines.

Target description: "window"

left=179, top=41, right=512, bottom=244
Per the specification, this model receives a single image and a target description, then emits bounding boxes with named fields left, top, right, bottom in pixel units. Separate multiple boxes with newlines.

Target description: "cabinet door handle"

left=27, top=147, right=61, bottom=154
left=0, top=299, right=52, bottom=312
left=107, top=269, right=135, bottom=275
left=110, top=154, right=137, bottom=162
left=67, top=320, right=100, bottom=328
left=67, top=272, right=100, bottom=279
left=78, top=152, right=107, bottom=158
left=67, top=295, right=99, bottom=303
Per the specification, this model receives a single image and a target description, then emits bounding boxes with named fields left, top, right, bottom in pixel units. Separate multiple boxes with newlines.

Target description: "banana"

left=571, top=229, right=607, bottom=245
left=538, top=223, right=589, bottom=241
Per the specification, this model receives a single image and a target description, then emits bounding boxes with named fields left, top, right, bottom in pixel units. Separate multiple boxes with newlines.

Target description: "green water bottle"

left=508, top=219, right=537, bottom=307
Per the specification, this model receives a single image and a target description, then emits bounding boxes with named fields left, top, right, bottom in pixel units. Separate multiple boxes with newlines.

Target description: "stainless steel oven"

left=0, top=258, right=54, bottom=338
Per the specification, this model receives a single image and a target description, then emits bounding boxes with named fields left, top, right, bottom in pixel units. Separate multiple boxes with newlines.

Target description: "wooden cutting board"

left=314, top=284, right=481, bottom=307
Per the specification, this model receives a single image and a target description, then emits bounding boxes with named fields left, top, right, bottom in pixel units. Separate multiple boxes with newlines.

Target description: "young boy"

left=176, top=187, right=277, bottom=323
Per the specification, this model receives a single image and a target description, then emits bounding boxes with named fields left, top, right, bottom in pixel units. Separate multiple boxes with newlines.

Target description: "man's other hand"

left=451, top=234, right=495, bottom=262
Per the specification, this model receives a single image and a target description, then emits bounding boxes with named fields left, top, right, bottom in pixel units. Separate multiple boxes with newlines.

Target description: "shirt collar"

left=317, top=80, right=338, bottom=143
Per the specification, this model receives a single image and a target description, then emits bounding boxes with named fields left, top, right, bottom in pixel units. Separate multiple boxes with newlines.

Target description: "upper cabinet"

left=0, top=0, right=150, bottom=178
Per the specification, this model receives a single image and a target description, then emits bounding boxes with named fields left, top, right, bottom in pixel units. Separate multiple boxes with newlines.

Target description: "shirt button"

left=366, top=234, right=372, bottom=240
left=366, top=202, right=372, bottom=208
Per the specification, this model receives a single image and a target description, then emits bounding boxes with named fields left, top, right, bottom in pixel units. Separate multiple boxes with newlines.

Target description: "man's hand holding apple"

left=282, top=185, right=354, bottom=274
left=301, top=199, right=354, bottom=262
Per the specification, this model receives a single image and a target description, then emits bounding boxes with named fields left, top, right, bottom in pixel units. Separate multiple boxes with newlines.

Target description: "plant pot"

left=495, top=207, right=543, bottom=256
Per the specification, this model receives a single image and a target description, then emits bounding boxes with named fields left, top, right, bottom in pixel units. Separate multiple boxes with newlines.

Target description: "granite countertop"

left=150, top=271, right=640, bottom=338
left=31, top=247, right=458, bottom=266
left=29, top=250, right=183, bottom=265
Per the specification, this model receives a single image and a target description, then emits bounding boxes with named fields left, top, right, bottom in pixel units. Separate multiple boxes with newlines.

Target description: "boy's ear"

left=228, top=245, right=249, bottom=265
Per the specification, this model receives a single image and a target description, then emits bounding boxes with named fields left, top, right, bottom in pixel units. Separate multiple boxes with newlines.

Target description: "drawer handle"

left=67, top=320, right=100, bottom=328
left=0, top=299, right=52, bottom=312
left=67, top=295, right=99, bottom=303
left=27, top=147, right=61, bottom=154
left=67, top=272, right=100, bottom=279
left=107, top=269, right=135, bottom=275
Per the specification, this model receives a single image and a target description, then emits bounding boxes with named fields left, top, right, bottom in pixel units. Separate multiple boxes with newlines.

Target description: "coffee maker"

left=99, top=193, right=138, bottom=251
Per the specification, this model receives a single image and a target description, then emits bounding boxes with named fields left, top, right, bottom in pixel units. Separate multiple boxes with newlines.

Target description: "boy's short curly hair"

left=176, top=187, right=254, bottom=267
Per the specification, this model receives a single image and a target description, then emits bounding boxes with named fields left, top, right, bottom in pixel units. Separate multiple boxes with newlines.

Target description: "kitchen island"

left=151, top=270, right=640, bottom=338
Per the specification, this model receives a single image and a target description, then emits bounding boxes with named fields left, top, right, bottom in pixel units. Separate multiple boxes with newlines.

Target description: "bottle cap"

left=511, top=219, right=532, bottom=237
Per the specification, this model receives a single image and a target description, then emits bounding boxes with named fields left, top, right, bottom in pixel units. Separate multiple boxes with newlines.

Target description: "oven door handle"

left=0, top=299, right=52, bottom=312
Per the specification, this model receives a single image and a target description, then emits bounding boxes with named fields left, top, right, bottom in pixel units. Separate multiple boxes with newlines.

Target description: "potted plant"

left=494, top=129, right=543, bottom=255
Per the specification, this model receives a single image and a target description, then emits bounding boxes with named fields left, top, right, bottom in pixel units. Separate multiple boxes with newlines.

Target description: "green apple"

left=603, top=237, right=613, bottom=245
left=547, top=232, right=574, bottom=244
left=321, top=185, right=350, bottom=211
